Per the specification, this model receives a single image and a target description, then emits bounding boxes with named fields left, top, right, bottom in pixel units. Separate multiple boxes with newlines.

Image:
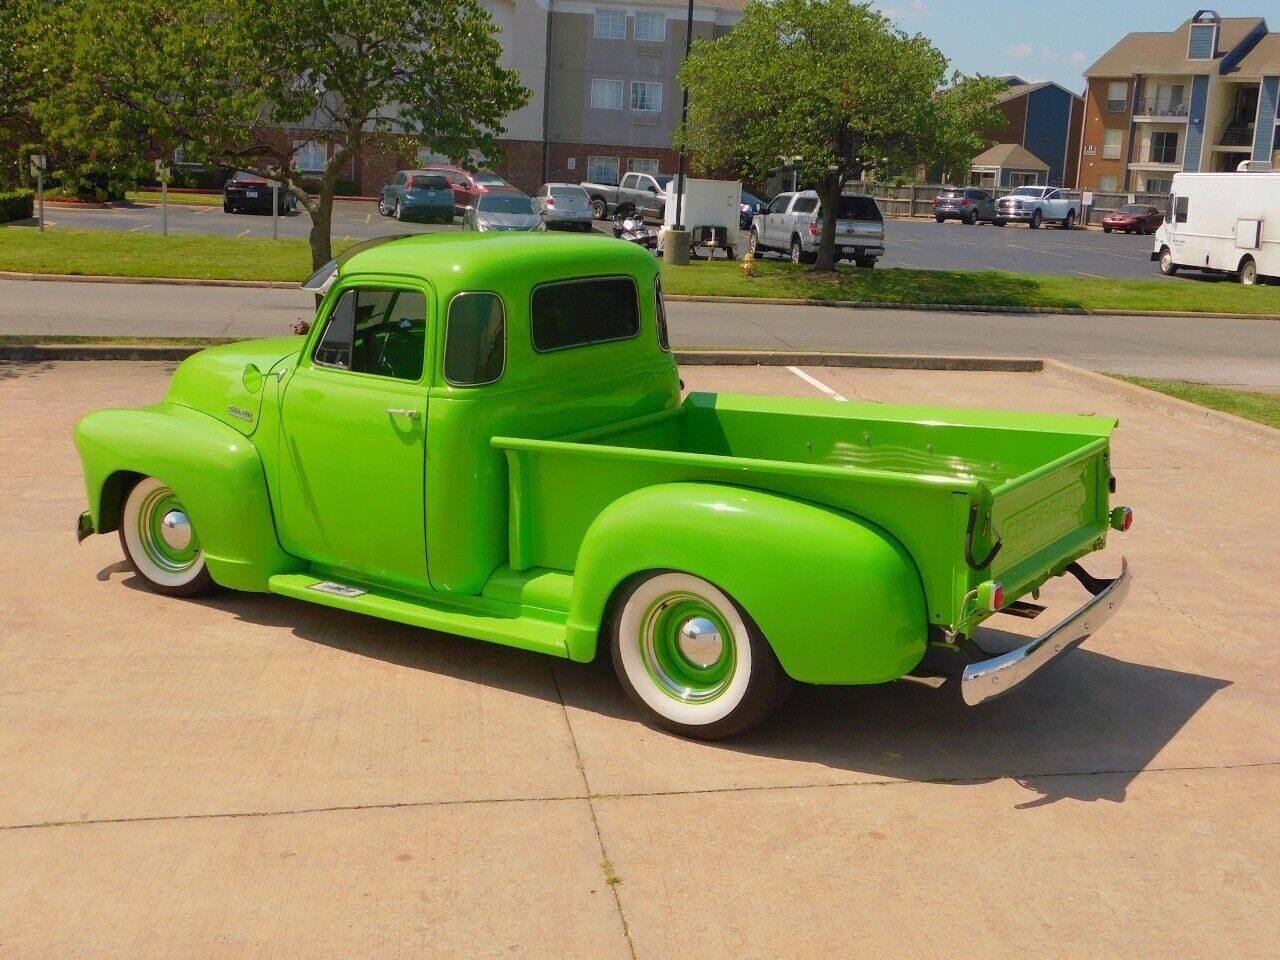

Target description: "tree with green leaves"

left=678, top=0, right=1004, bottom=271
left=30, top=0, right=530, bottom=267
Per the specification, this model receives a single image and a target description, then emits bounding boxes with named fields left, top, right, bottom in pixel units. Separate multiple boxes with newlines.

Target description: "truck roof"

left=338, top=232, right=659, bottom=299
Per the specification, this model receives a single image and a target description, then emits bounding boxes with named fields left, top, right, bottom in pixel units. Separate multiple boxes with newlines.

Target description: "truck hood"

left=165, top=336, right=304, bottom=436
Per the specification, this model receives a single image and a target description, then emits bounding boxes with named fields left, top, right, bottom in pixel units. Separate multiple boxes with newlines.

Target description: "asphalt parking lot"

left=28, top=199, right=1165, bottom=280
left=2, top=359, right=1277, bottom=958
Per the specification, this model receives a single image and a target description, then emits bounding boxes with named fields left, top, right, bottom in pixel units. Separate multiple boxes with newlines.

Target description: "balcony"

left=1133, top=98, right=1189, bottom=121
left=1131, top=144, right=1183, bottom=167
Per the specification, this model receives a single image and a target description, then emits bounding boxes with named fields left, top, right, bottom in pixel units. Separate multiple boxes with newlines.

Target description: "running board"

left=268, top=574, right=569, bottom=658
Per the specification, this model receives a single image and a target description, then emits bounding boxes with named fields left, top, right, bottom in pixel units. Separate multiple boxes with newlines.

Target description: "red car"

left=1101, top=204, right=1164, bottom=235
left=422, top=165, right=514, bottom=212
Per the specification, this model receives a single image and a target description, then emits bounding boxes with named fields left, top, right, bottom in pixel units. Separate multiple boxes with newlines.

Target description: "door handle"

left=386, top=407, right=421, bottom=421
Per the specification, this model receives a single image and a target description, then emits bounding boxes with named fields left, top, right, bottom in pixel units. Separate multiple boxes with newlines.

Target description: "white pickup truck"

left=994, top=186, right=1080, bottom=230
left=748, top=190, right=885, bottom=266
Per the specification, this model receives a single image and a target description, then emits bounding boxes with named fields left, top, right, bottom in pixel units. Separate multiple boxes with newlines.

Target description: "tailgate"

left=982, top=436, right=1112, bottom=602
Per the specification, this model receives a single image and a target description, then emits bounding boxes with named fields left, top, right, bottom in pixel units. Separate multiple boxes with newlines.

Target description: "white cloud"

left=880, top=0, right=928, bottom=20
left=1005, top=43, right=1034, bottom=58
left=1069, top=50, right=1088, bottom=64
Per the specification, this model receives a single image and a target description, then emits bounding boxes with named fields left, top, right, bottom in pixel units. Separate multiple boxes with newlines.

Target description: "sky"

left=869, top=1, right=1237, bottom=92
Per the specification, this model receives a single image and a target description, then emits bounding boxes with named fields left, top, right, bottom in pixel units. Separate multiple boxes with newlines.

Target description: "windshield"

left=550, top=186, right=589, bottom=201
left=742, top=190, right=762, bottom=205
left=231, top=170, right=266, bottom=182
left=410, top=175, right=449, bottom=190
left=474, top=172, right=509, bottom=186
left=478, top=194, right=535, bottom=215
left=1009, top=187, right=1045, bottom=197
left=1117, top=204, right=1147, bottom=214
left=835, top=195, right=883, bottom=222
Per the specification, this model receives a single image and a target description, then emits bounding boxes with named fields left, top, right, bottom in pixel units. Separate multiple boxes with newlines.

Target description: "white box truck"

left=1153, top=163, right=1279, bottom=285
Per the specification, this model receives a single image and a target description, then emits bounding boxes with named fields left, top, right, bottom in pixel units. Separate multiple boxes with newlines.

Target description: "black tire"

left=994, top=219, right=1006, bottom=227
left=855, top=256, right=876, bottom=269
left=223, top=201, right=233, bottom=214
left=117, top=476, right=215, bottom=599
left=377, top=197, right=389, bottom=217
left=965, top=210, right=978, bottom=226
left=1103, top=226, right=1112, bottom=234
left=1061, top=209, right=1075, bottom=230
left=1158, top=247, right=1178, bottom=276
left=609, top=571, right=794, bottom=740
left=591, top=197, right=608, bottom=221
left=1029, top=209, right=1042, bottom=229
left=394, top=200, right=404, bottom=222
left=934, top=215, right=945, bottom=224
left=1239, top=257, right=1258, bottom=286
left=790, top=236, right=815, bottom=265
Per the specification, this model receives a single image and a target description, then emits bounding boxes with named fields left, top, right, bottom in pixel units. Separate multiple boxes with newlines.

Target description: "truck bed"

left=494, top=392, right=1117, bottom=634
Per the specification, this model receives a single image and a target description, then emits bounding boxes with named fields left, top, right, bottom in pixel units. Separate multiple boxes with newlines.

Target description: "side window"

left=767, top=194, right=790, bottom=214
left=621, top=173, right=638, bottom=190
left=313, top=287, right=426, bottom=381
left=655, top=276, right=670, bottom=352
left=791, top=196, right=818, bottom=214
left=1174, top=196, right=1189, bottom=223
left=531, top=276, right=640, bottom=352
left=445, top=293, right=506, bottom=386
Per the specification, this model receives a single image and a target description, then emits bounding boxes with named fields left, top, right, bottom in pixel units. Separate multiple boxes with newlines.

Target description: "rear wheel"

left=1239, top=257, right=1258, bottom=286
left=934, top=214, right=945, bottom=224
left=994, top=219, right=1006, bottom=227
left=855, top=256, right=876, bottom=269
left=965, top=210, right=978, bottom=225
left=223, top=201, right=233, bottom=214
left=1103, top=226, right=1112, bottom=234
left=591, top=197, right=608, bottom=220
left=610, top=571, right=793, bottom=739
left=790, top=236, right=815, bottom=265
left=748, top=228, right=760, bottom=256
left=394, top=200, right=404, bottom=222
left=1159, top=248, right=1178, bottom=276
left=119, top=477, right=213, bottom=598
left=1062, top=209, right=1075, bottom=230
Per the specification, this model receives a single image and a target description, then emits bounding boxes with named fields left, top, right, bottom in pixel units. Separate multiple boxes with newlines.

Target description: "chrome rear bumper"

left=960, top=558, right=1131, bottom=706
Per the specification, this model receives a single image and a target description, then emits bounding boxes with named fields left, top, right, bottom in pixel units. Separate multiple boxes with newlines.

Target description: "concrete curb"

left=675, top=350, right=1042, bottom=372
left=0, top=271, right=298, bottom=290
left=0, top=344, right=203, bottom=361
left=0, top=272, right=1275, bottom=321
left=1045, top=359, right=1280, bottom=453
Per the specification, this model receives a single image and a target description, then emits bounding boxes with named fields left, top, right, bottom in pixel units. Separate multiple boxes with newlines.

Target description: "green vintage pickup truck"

left=75, top=233, right=1132, bottom=738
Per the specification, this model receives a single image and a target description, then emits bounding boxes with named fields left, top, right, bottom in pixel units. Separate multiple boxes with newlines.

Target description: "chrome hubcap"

left=677, top=617, right=723, bottom=668
left=159, top=510, right=192, bottom=551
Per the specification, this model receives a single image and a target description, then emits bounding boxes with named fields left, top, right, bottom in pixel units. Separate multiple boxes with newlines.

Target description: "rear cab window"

left=833, top=196, right=883, bottom=222
left=531, top=277, right=640, bottom=352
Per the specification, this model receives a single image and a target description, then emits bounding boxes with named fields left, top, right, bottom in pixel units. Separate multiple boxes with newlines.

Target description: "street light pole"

left=673, top=0, right=694, bottom=231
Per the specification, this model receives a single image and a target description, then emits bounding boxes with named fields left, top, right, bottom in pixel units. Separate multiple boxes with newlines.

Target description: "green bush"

left=0, top=189, right=35, bottom=223
left=334, top=178, right=360, bottom=196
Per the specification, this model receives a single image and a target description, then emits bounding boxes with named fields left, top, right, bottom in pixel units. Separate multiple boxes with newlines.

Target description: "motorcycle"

left=611, top=209, right=659, bottom=251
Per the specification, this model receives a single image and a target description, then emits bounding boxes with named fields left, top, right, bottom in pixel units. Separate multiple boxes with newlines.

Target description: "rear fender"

left=566, top=483, right=928, bottom=684
left=75, top=403, right=304, bottom=591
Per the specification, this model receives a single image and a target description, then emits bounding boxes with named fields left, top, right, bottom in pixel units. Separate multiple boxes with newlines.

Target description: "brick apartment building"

left=1079, top=10, right=1280, bottom=193
left=266, top=0, right=744, bottom=196
left=971, top=77, right=1084, bottom=187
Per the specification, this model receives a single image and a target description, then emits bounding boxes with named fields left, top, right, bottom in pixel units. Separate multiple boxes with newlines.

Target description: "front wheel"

left=591, top=197, right=608, bottom=221
left=119, top=477, right=213, bottom=597
left=610, top=571, right=793, bottom=739
left=1159, top=248, right=1178, bottom=276
left=1029, top=209, right=1042, bottom=229
left=1103, top=226, right=1112, bottom=234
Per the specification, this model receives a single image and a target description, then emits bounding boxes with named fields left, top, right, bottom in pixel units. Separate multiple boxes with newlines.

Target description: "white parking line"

left=192, top=205, right=217, bottom=215
left=127, top=224, right=151, bottom=232
left=787, top=366, right=847, bottom=401
left=1073, top=270, right=1106, bottom=279
left=236, top=229, right=251, bottom=237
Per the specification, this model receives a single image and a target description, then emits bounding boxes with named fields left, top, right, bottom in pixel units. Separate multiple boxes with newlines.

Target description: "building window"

left=1097, top=175, right=1118, bottom=192
left=633, top=11, right=665, bottom=41
left=1141, top=177, right=1173, bottom=194
left=627, top=157, right=659, bottom=175
left=1106, top=81, right=1128, bottom=113
left=1150, top=130, right=1179, bottom=165
left=590, top=79, right=624, bottom=110
left=1102, top=128, right=1123, bottom=160
left=417, top=145, right=450, bottom=166
left=587, top=155, right=620, bottom=185
left=631, top=81, right=662, bottom=112
left=294, top=140, right=327, bottom=172
left=594, top=9, right=626, bottom=39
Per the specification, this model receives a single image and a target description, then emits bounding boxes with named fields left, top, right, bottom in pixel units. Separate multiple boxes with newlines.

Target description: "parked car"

left=223, top=171, right=295, bottom=215
left=378, top=170, right=455, bottom=223
left=582, top=171, right=672, bottom=222
left=748, top=190, right=885, bottom=266
left=422, top=165, right=513, bottom=213
left=1101, top=204, right=1163, bottom=235
left=532, top=183, right=595, bottom=231
left=1153, top=167, right=1279, bottom=285
left=994, top=186, right=1079, bottom=229
left=462, top=191, right=543, bottom=232
left=740, top=189, right=767, bottom=229
left=73, top=232, right=1134, bottom=738
left=933, top=187, right=1002, bottom=226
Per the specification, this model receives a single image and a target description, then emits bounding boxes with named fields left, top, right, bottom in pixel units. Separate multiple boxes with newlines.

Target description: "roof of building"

left=998, top=80, right=1084, bottom=103
left=970, top=143, right=1050, bottom=171
left=1227, top=32, right=1280, bottom=76
left=1084, top=17, right=1266, bottom=77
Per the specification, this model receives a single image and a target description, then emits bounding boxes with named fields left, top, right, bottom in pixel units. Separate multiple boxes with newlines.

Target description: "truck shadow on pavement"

left=124, top=574, right=1229, bottom=810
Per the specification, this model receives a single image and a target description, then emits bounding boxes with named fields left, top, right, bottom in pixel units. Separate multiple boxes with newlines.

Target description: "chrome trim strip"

left=961, top=558, right=1131, bottom=707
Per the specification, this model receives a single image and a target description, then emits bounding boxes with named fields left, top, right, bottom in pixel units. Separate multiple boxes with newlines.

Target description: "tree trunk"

left=814, top=169, right=844, bottom=272
left=308, top=182, right=334, bottom=271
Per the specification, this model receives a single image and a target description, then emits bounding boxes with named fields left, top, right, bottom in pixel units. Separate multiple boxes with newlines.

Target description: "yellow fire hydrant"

left=741, top=248, right=757, bottom=277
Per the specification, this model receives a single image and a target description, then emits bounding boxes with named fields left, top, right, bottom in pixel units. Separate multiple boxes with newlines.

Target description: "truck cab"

left=75, top=233, right=1132, bottom=739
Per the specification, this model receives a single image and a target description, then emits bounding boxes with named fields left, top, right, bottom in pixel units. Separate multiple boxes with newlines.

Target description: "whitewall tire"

left=118, top=476, right=213, bottom=597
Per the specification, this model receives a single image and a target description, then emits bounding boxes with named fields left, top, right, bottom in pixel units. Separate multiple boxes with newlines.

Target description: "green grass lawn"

left=125, top=191, right=222, bottom=206
left=1113, top=376, right=1280, bottom=430
left=2, top=227, right=1279, bottom=315
left=659, top=259, right=1280, bottom=315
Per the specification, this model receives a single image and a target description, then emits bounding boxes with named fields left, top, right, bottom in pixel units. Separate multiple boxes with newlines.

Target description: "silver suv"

left=748, top=190, right=885, bottom=266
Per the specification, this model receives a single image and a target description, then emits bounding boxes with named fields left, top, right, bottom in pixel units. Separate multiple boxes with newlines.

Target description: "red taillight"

left=1111, top=506, right=1134, bottom=532
left=932, top=195, right=941, bottom=203
left=990, top=583, right=1005, bottom=611
left=808, top=221, right=818, bottom=237
left=405, top=177, right=416, bottom=190
left=546, top=196, right=555, bottom=207
left=959, top=198, right=972, bottom=206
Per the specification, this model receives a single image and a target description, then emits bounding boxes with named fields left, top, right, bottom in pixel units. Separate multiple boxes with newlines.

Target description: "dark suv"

left=933, top=187, right=1001, bottom=226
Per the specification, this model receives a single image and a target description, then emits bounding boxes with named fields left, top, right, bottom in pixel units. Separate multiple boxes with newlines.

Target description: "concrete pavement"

left=1, top=360, right=1277, bottom=957
left=2, top=274, right=1278, bottom=387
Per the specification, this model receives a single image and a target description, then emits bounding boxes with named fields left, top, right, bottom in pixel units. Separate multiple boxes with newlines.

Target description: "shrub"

left=0, top=189, right=36, bottom=223
left=334, top=178, right=360, bottom=196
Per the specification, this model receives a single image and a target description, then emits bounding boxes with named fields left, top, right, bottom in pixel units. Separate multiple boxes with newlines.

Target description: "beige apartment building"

left=1079, top=10, right=1280, bottom=194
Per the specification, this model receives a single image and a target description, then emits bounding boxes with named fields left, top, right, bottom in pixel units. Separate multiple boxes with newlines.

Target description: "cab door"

left=277, top=279, right=432, bottom=591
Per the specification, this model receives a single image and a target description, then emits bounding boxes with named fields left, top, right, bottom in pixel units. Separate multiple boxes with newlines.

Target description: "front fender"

left=565, top=483, right=928, bottom=684
left=75, top=403, right=304, bottom=591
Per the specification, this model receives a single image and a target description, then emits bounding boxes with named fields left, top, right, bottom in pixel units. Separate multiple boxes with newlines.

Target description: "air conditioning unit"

left=1236, top=159, right=1273, bottom=172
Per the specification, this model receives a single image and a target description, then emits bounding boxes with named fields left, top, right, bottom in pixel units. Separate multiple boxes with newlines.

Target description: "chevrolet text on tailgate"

left=74, top=233, right=1133, bottom=739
